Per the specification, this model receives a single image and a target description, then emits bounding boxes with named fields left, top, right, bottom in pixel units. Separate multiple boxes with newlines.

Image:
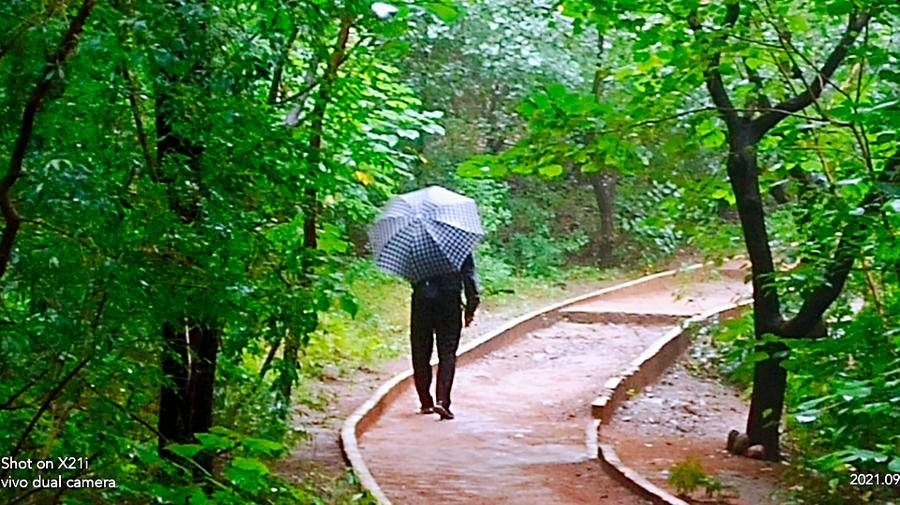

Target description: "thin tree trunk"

left=280, top=16, right=352, bottom=400
left=121, top=65, right=157, bottom=183
left=589, top=171, right=617, bottom=266
left=278, top=336, right=299, bottom=402
left=588, top=30, right=618, bottom=266
left=300, top=15, right=352, bottom=251
left=267, top=25, right=300, bottom=105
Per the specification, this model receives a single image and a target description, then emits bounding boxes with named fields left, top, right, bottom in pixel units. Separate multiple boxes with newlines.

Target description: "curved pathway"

left=357, top=263, right=749, bottom=504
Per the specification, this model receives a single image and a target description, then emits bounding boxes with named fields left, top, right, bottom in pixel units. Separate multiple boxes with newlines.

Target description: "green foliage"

left=707, top=297, right=900, bottom=503
left=668, top=457, right=731, bottom=498
left=0, top=0, right=454, bottom=502
left=618, top=180, right=684, bottom=262
left=704, top=312, right=759, bottom=389
left=779, top=295, right=900, bottom=504
left=2, top=0, right=897, bottom=503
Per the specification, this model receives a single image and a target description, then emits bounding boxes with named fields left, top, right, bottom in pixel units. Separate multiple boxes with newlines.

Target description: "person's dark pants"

left=410, top=289, right=462, bottom=409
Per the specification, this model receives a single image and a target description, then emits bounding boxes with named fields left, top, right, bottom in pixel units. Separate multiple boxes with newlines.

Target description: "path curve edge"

left=338, top=262, right=732, bottom=504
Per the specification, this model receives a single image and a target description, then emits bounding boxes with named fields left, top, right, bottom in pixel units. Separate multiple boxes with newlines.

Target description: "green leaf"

left=538, top=164, right=564, bottom=178
left=396, top=128, right=420, bottom=140
left=319, top=224, right=350, bottom=254
left=888, top=458, right=900, bottom=472
left=786, top=15, right=809, bottom=32
left=745, top=57, right=764, bottom=70
left=242, top=437, right=285, bottom=457
left=189, top=490, right=211, bottom=505
left=340, top=295, right=359, bottom=319
left=167, top=443, right=204, bottom=459
left=845, top=448, right=889, bottom=463
left=546, top=83, right=567, bottom=99
left=745, top=351, right=769, bottom=364
left=794, top=412, right=817, bottom=423
left=424, top=2, right=459, bottom=22
left=225, top=457, right=271, bottom=493
left=196, top=432, right=238, bottom=451
left=826, top=1, right=853, bottom=16
left=422, top=123, right=445, bottom=135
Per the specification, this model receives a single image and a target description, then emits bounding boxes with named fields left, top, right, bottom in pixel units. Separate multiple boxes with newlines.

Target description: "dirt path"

left=276, top=277, right=621, bottom=497
left=358, top=265, right=751, bottom=504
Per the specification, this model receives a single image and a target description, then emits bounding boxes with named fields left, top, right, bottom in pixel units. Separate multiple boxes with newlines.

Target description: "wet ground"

left=358, top=264, right=758, bottom=504
left=276, top=277, right=621, bottom=493
left=605, top=362, right=785, bottom=505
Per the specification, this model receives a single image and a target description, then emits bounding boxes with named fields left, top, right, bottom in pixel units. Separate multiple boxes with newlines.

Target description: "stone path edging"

left=590, top=301, right=751, bottom=505
left=339, top=262, right=725, bottom=505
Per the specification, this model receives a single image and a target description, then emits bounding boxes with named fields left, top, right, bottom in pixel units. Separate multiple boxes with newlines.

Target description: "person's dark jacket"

left=412, top=254, right=480, bottom=319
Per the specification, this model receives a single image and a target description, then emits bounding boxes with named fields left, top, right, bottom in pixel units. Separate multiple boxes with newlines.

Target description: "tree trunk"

left=278, top=335, right=299, bottom=403
left=726, top=126, right=786, bottom=460
left=278, top=17, right=351, bottom=401
left=187, top=325, right=218, bottom=472
left=697, top=6, right=872, bottom=461
left=298, top=16, right=351, bottom=252
left=588, top=31, right=619, bottom=267
left=157, top=324, right=219, bottom=473
left=745, top=345, right=788, bottom=459
left=158, top=322, right=191, bottom=451
left=589, top=171, right=617, bottom=266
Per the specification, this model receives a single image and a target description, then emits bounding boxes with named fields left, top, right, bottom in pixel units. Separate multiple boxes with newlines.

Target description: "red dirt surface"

left=357, top=264, right=766, bottom=504
left=603, top=362, right=785, bottom=505
left=276, top=278, right=618, bottom=491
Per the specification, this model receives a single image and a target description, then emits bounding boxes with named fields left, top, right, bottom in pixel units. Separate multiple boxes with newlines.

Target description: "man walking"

left=410, top=254, right=479, bottom=420
left=368, top=186, right=485, bottom=419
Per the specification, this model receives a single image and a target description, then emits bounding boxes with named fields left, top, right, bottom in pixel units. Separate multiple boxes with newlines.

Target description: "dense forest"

left=0, top=0, right=897, bottom=504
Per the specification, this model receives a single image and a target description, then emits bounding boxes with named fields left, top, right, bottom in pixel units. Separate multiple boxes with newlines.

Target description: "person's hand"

left=464, top=313, right=474, bottom=327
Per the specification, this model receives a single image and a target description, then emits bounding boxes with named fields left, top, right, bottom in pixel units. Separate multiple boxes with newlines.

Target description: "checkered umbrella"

left=369, top=186, right=484, bottom=283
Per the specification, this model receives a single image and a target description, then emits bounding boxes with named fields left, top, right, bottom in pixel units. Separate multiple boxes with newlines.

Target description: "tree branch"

left=11, top=356, right=92, bottom=458
left=122, top=65, right=158, bottom=184
left=781, top=186, right=884, bottom=338
left=690, top=2, right=741, bottom=128
left=267, top=24, right=301, bottom=105
left=742, top=58, right=772, bottom=116
left=752, top=10, right=872, bottom=137
left=0, top=369, right=50, bottom=411
left=0, top=0, right=97, bottom=282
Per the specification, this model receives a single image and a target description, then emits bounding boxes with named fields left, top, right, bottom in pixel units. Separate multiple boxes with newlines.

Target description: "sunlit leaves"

left=538, top=163, right=564, bottom=178
left=422, top=1, right=460, bottom=23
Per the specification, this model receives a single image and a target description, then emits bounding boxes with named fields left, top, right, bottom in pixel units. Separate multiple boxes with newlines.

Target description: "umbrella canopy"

left=369, top=186, right=484, bottom=283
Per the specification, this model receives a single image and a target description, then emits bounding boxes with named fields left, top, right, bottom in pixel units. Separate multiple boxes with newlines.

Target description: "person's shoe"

left=418, top=406, right=434, bottom=415
left=433, top=404, right=454, bottom=420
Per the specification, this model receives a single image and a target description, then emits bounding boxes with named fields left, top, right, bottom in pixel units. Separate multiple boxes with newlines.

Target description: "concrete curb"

left=338, top=262, right=733, bottom=505
left=590, top=301, right=751, bottom=505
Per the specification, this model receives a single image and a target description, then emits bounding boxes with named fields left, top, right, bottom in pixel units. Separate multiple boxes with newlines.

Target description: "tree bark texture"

left=158, top=324, right=219, bottom=473
left=589, top=171, right=617, bottom=266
